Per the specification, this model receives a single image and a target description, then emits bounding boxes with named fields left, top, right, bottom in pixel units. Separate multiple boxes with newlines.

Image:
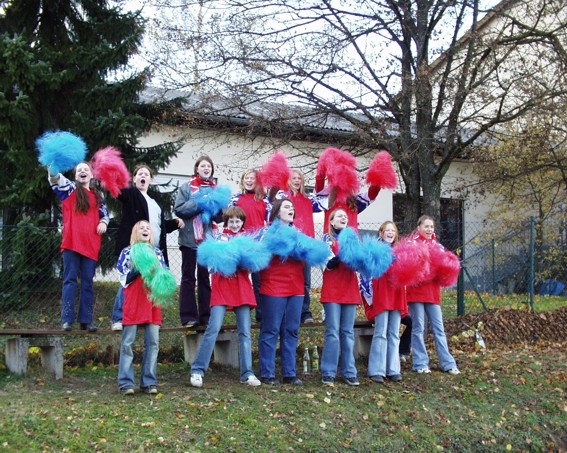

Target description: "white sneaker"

left=111, top=322, right=123, bottom=331
left=400, top=354, right=407, bottom=363
left=190, top=373, right=203, bottom=387
left=242, top=375, right=261, bottom=387
left=446, top=367, right=461, bottom=375
left=416, top=367, right=431, bottom=374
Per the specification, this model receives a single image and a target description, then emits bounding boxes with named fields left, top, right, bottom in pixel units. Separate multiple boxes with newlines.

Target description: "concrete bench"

left=0, top=321, right=375, bottom=378
left=181, top=321, right=376, bottom=369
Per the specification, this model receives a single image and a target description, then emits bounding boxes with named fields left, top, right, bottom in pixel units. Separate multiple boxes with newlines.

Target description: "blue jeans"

left=118, top=324, right=160, bottom=390
left=61, top=250, right=96, bottom=324
left=368, top=310, right=401, bottom=378
left=258, top=294, right=302, bottom=379
left=111, top=286, right=124, bottom=323
left=301, top=265, right=313, bottom=322
left=191, top=305, right=254, bottom=381
left=408, top=303, right=456, bottom=371
left=321, top=303, right=357, bottom=379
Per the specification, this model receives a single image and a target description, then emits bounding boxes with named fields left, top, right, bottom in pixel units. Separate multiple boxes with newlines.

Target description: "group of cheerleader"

left=176, top=149, right=461, bottom=390
left=39, top=130, right=460, bottom=395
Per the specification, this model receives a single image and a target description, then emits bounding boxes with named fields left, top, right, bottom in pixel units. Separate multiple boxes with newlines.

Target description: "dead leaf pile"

left=444, top=306, right=567, bottom=347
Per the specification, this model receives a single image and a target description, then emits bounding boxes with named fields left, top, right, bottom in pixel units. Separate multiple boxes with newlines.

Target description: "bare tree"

left=141, top=0, right=567, bottom=223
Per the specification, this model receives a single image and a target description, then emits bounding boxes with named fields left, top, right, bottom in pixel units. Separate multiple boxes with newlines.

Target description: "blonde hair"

left=288, top=169, right=307, bottom=196
left=378, top=221, right=399, bottom=245
left=130, top=220, right=154, bottom=246
left=240, top=169, right=265, bottom=201
left=328, top=208, right=348, bottom=242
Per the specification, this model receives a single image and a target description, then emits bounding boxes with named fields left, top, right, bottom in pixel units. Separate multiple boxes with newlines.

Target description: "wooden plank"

left=0, top=321, right=371, bottom=337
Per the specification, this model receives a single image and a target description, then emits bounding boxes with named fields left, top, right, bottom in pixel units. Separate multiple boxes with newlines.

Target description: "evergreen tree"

left=0, top=0, right=181, bottom=225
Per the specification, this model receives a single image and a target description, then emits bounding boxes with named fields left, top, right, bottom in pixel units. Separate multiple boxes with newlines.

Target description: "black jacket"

left=114, top=186, right=178, bottom=265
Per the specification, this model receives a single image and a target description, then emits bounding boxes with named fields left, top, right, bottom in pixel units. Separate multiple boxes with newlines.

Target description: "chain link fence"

left=1, top=217, right=565, bottom=326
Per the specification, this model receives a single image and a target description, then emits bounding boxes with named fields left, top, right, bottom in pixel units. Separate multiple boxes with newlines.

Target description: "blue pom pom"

left=194, top=185, right=232, bottom=224
left=361, top=236, right=393, bottom=279
left=338, top=228, right=366, bottom=272
left=36, top=131, right=87, bottom=174
left=232, top=235, right=272, bottom=272
left=292, top=233, right=330, bottom=267
left=197, top=237, right=239, bottom=276
left=263, top=220, right=298, bottom=258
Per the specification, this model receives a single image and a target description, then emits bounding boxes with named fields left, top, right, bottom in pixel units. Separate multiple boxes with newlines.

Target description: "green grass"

left=0, top=287, right=565, bottom=450
left=0, top=342, right=565, bottom=452
left=441, top=290, right=565, bottom=320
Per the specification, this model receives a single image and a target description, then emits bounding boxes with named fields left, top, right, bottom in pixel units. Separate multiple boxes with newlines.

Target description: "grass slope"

left=0, top=341, right=565, bottom=452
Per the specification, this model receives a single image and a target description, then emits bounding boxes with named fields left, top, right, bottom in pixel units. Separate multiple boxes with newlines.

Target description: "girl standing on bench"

left=174, top=155, right=220, bottom=328
left=116, top=221, right=168, bottom=395
left=49, top=163, right=109, bottom=332
left=110, top=163, right=183, bottom=331
left=190, top=206, right=262, bottom=388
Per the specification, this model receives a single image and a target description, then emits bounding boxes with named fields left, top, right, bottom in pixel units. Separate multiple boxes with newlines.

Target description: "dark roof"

left=140, top=87, right=398, bottom=147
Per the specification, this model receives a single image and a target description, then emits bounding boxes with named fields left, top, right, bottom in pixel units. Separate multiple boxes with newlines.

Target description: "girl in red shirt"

left=320, top=208, right=361, bottom=386
left=407, top=215, right=460, bottom=375
left=190, top=207, right=262, bottom=388
left=49, top=163, right=109, bottom=332
left=367, top=221, right=406, bottom=383
left=117, top=220, right=168, bottom=395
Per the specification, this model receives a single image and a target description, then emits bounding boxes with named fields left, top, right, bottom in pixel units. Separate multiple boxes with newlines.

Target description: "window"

left=393, top=194, right=463, bottom=251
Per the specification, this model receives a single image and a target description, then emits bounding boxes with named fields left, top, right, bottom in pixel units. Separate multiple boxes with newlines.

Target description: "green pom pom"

left=146, top=267, right=177, bottom=307
left=130, top=243, right=159, bottom=276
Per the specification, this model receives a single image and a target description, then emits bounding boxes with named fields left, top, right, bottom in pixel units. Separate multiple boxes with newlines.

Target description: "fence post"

left=529, top=216, right=535, bottom=311
left=457, top=268, right=465, bottom=316
left=457, top=242, right=465, bottom=316
left=492, top=238, right=496, bottom=295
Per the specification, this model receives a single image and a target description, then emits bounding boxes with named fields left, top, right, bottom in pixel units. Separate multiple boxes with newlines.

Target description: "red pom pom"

left=317, top=147, right=360, bottom=203
left=90, top=147, right=131, bottom=198
left=366, top=151, right=398, bottom=189
left=316, top=147, right=341, bottom=178
left=430, top=245, right=461, bottom=287
left=389, top=239, right=430, bottom=287
left=257, top=150, right=291, bottom=190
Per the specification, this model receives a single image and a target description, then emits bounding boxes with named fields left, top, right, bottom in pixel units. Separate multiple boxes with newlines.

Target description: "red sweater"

left=285, top=192, right=315, bottom=237
left=235, top=193, right=267, bottom=232
left=320, top=240, right=360, bottom=305
left=406, top=234, right=441, bottom=305
left=260, top=257, right=304, bottom=297
left=123, top=278, right=163, bottom=326
left=370, top=270, right=408, bottom=316
left=61, top=190, right=102, bottom=261
left=211, top=269, right=256, bottom=308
